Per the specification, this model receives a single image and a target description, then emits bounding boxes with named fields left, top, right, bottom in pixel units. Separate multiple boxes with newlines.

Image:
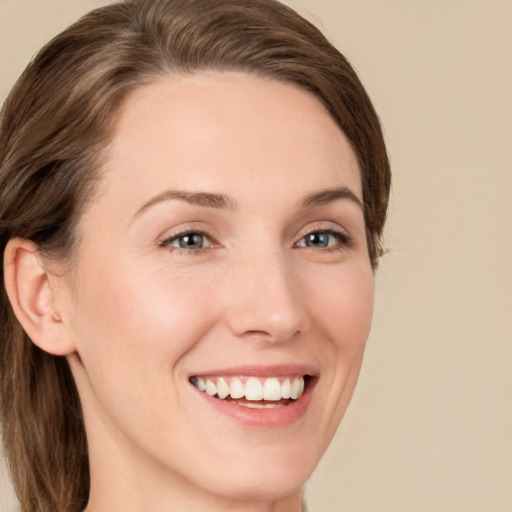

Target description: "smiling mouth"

left=190, top=375, right=309, bottom=408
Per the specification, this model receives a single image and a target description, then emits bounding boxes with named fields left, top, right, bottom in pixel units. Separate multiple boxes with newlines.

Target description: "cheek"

left=67, top=256, right=220, bottom=385
left=307, top=261, right=374, bottom=353
left=65, top=257, right=223, bottom=455
left=304, top=262, right=374, bottom=436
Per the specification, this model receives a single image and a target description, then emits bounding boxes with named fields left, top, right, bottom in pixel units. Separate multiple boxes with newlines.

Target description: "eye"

left=160, top=231, right=212, bottom=251
left=295, top=229, right=350, bottom=249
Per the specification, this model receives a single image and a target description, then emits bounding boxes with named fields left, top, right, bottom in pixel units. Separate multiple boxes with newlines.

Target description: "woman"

left=0, top=0, right=390, bottom=511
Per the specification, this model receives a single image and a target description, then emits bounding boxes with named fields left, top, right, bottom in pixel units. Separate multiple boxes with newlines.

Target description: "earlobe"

left=3, top=238, right=76, bottom=356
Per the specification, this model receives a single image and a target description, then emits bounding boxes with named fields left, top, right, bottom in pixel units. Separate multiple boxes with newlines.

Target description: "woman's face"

left=60, top=72, right=374, bottom=507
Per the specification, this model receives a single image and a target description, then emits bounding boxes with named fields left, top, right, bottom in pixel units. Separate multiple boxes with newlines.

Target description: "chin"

left=209, top=469, right=306, bottom=504
left=187, top=442, right=321, bottom=504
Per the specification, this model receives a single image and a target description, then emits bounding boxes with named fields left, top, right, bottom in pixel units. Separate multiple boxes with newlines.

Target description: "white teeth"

left=298, top=377, right=305, bottom=396
left=192, top=375, right=307, bottom=402
left=239, top=401, right=284, bottom=409
left=245, top=378, right=263, bottom=401
left=281, top=379, right=291, bottom=399
left=230, top=378, right=245, bottom=399
left=205, top=379, right=216, bottom=396
left=290, top=378, right=301, bottom=399
left=216, top=378, right=230, bottom=399
left=263, top=377, right=282, bottom=401
left=195, top=377, right=206, bottom=392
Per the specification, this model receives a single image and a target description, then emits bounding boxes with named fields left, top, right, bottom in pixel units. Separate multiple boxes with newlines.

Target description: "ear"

left=3, top=238, right=76, bottom=356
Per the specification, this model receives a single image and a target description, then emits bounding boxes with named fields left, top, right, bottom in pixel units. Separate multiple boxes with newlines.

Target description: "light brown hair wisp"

left=0, top=1, right=390, bottom=510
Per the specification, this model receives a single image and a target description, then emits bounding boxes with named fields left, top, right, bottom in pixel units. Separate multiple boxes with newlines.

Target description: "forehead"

left=96, top=71, right=361, bottom=211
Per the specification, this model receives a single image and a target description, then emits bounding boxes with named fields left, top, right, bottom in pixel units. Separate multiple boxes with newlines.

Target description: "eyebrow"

left=302, top=187, right=363, bottom=210
left=133, top=185, right=362, bottom=220
left=133, top=189, right=235, bottom=218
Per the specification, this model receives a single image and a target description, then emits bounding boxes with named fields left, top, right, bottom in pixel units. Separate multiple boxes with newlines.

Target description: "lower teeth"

left=237, top=401, right=284, bottom=409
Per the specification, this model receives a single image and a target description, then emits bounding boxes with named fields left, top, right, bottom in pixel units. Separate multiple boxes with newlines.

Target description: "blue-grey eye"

left=164, top=232, right=208, bottom=249
left=179, top=233, right=205, bottom=248
left=297, top=230, right=345, bottom=249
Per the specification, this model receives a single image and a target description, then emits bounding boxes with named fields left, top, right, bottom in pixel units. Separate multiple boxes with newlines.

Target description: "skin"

left=40, top=72, right=374, bottom=511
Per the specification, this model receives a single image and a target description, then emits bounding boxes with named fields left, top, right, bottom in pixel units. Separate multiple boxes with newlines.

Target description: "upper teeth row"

left=191, top=376, right=305, bottom=401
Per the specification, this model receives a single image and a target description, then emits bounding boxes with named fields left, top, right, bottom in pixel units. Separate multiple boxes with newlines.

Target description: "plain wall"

left=1, top=1, right=510, bottom=511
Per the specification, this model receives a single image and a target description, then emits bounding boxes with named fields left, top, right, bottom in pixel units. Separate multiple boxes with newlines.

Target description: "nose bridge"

left=224, top=243, right=309, bottom=342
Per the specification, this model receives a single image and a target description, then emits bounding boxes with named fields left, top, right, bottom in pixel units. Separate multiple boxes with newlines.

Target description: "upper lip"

left=189, top=364, right=318, bottom=378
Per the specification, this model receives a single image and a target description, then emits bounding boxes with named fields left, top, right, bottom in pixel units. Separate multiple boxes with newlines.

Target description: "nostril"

left=240, top=326, right=303, bottom=344
left=225, top=302, right=309, bottom=342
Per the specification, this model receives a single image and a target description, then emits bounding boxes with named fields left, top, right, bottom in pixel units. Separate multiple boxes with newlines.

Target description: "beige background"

left=1, top=0, right=510, bottom=511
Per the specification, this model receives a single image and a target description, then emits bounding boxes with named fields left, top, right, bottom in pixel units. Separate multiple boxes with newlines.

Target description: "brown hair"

left=0, top=0, right=390, bottom=510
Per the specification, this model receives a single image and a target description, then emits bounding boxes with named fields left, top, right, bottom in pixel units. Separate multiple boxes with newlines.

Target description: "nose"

left=223, top=249, right=310, bottom=343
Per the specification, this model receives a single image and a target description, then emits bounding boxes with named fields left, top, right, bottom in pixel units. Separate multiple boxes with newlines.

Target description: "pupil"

left=307, top=233, right=328, bottom=247
left=179, top=234, right=203, bottom=248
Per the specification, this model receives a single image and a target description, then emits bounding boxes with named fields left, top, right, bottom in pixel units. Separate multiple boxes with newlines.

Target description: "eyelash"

left=159, top=227, right=352, bottom=255
left=159, top=229, right=215, bottom=255
left=294, top=228, right=353, bottom=251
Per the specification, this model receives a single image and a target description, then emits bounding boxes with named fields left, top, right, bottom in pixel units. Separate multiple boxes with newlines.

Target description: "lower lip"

left=192, top=378, right=316, bottom=428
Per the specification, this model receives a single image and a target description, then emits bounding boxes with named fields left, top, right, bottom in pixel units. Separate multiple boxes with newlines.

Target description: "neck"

left=84, top=476, right=303, bottom=512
